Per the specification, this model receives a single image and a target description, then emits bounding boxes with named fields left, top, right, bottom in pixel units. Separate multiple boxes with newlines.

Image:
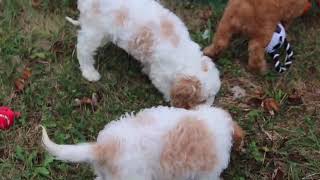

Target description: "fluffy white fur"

left=42, top=106, right=241, bottom=180
left=70, top=0, right=221, bottom=108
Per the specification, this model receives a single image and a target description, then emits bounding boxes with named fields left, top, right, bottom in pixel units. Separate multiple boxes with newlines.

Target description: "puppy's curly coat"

left=71, top=0, right=221, bottom=109
left=42, top=106, right=244, bottom=180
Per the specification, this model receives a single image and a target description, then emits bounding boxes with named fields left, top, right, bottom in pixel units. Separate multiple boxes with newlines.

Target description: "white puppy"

left=69, top=0, right=221, bottom=108
left=42, top=106, right=244, bottom=180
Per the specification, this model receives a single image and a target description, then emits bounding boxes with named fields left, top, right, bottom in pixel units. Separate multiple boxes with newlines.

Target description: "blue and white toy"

left=266, top=23, right=294, bottom=73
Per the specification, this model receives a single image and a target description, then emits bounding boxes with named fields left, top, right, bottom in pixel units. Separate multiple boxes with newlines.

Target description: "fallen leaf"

left=14, top=79, right=25, bottom=92
left=31, top=0, right=42, bottom=8
left=247, top=97, right=263, bottom=107
left=51, top=40, right=64, bottom=55
left=253, top=88, right=265, bottom=97
left=74, top=93, right=98, bottom=107
left=287, top=89, right=303, bottom=105
left=22, top=68, right=32, bottom=80
left=262, top=98, right=280, bottom=116
left=287, top=95, right=303, bottom=105
left=272, top=167, right=284, bottom=180
left=14, top=67, right=32, bottom=92
left=75, top=97, right=93, bottom=106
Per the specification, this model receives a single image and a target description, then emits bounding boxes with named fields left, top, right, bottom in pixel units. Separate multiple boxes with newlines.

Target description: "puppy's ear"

left=170, top=76, right=202, bottom=109
left=232, top=122, right=245, bottom=151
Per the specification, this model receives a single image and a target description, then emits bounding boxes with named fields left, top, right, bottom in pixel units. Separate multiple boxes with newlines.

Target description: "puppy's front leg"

left=204, top=16, right=234, bottom=60
left=77, top=28, right=105, bottom=82
left=247, top=38, right=269, bottom=74
left=247, top=26, right=274, bottom=74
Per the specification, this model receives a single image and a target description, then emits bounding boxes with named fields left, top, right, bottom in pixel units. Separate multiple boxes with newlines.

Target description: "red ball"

left=0, top=107, right=19, bottom=130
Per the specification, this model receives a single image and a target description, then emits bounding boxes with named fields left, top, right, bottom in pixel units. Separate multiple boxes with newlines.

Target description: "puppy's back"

left=95, top=106, right=234, bottom=179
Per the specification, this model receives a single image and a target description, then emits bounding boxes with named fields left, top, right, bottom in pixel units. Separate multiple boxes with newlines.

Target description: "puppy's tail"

left=66, top=16, right=81, bottom=26
left=41, top=126, right=94, bottom=163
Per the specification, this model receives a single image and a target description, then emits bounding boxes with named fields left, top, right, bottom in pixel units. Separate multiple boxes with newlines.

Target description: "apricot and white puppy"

left=42, top=106, right=244, bottom=180
left=70, top=0, right=221, bottom=108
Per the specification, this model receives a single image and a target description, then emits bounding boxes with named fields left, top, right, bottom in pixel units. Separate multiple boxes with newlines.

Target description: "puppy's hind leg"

left=77, top=28, right=106, bottom=81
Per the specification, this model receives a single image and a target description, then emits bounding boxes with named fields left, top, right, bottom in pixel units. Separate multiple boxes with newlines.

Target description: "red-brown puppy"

left=204, top=0, right=309, bottom=73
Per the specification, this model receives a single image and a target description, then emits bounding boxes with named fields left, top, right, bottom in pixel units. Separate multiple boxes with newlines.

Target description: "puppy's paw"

left=259, top=66, right=268, bottom=75
left=81, top=68, right=101, bottom=82
left=203, top=45, right=217, bottom=60
left=247, top=63, right=267, bottom=75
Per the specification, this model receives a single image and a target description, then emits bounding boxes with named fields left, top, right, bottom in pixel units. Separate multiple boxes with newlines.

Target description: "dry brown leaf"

left=75, top=97, right=93, bottom=106
left=14, top=79, right=25, bottom=92
left=14, top=68, right=32, bottom=92
left=31, top=0, right=42, bottom=8
left=287, top=95, right=303, bottom=105
left=247, top=97, right=263, bottom=107
left=22, top=68, right=32, bottom=80
left=272, top=167, right=284, bottom=180
left=287, top=89, right=303, bottom=105
left=51, top=41, right=64, bottom=54
left=247, top=88, right=265, bottom=107
left=262, top=98, right=280, bottom=116
left=254, top=88, right=265, bottom=97
left=75, top=93, right=98, bottom=107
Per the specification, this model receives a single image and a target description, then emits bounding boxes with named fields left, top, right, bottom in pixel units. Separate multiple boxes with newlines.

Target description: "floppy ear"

left=232, top=122, right=245, bottom=151
left=170, top=76, right=202, bottom=109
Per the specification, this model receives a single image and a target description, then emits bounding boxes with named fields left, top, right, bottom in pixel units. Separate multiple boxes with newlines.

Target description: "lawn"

left=0, top=0, right=319, bottom=179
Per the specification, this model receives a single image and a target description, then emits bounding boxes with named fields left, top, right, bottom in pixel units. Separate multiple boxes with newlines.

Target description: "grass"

left=0, top=0, right=319, bottom=179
